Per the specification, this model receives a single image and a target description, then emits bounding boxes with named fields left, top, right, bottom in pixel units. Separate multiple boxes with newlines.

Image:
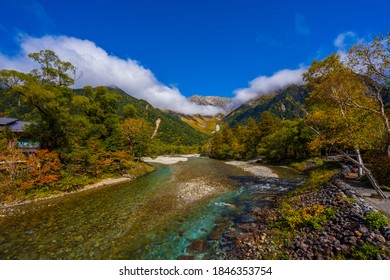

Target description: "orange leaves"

left=22, top=149, right=61, bottom=189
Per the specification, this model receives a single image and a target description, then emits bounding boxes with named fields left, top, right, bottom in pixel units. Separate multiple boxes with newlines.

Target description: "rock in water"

left=187, top=238, right=208, bottom=254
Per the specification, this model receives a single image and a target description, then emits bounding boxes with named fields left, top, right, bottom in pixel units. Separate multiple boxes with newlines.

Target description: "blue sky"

left=0, top=0, right=389, bottom=114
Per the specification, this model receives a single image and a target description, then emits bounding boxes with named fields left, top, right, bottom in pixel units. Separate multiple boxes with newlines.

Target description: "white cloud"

left=334, top=31, right=356, bottom=50
left=231, top=67, right=306, bottom=107
left=0, top=35, right=223, bottom=116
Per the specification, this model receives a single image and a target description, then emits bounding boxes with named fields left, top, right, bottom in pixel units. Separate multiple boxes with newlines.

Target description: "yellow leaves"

left=304, top=53, right=384, bottom=151
left=306, top=104, right=382, bottom=150
left=306, top=169, right=339, bottom=188
left=280, top=202, right=327, bottom=230
left=71, top=95, right=90, bottom=108
left=304, top=34, right=390, bottom=154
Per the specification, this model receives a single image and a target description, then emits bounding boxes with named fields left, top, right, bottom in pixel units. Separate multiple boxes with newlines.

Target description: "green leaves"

left=207, top=113, right=314, bottom=162
left=118, top=118, right=154, bottom=159
left=28, top=50, right=76, bottom=86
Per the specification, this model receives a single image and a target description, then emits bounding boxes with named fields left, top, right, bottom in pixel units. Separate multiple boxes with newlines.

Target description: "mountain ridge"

left=188, top=95, right=232, bottom=112
left=223, top=84, right=308, bottom=126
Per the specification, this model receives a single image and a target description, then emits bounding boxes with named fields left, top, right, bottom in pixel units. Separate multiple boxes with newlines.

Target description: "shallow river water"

left=0, top=157, right=302, bottom=259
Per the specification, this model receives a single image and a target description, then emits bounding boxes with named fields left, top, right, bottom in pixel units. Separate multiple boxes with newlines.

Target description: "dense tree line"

left=204, top=113, right=314, bottom=161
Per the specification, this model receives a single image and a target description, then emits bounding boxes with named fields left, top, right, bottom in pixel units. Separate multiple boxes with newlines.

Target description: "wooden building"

left=0, top=118, right=39, bottom=154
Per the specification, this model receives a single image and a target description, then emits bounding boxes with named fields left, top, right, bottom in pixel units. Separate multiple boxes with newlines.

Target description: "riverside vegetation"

left=0, top=50, right=204, bottom=203
left=0, top=32, right=390, bottom=259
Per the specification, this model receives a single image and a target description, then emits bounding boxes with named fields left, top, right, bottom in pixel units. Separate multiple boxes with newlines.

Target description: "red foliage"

left=22, top=149, right=61, bottom=189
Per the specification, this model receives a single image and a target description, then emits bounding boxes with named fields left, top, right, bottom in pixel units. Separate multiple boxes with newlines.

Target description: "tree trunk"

left=334, top=147, right=386, bottom=199
left=386, top=138, right=390, bottom=157
left=355, top=148, right=364, bottom=177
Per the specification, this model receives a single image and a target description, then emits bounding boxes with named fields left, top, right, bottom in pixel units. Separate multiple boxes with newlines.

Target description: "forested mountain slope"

left=0, top=86, right=208, bottom=146
left=110, top=87, right=209, bottom=145
left=223, top=84, right=308, bottom=126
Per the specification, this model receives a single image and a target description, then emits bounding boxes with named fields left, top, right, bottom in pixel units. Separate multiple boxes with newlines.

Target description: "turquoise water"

left=0, top=157, right=301, bottom=259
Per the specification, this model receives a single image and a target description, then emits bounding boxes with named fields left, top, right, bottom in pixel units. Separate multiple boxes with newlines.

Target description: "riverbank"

left=0, top=162, right=155, bottom=213
left=0, top=177, right=131, bottom=212
left=207, top=173, right=390, bottom=260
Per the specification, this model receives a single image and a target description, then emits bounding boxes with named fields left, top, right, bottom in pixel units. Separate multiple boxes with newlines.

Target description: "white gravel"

left=143, top=156, right=188, bottom=164
left=224, top=161, right=278, bottom=178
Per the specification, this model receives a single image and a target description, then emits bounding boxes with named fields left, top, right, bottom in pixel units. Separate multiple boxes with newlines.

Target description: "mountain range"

left=0, top=83, right=309, bottom=145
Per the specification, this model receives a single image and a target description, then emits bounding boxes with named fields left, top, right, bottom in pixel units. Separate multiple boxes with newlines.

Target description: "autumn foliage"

left=22, top=149, right=61, bottom=190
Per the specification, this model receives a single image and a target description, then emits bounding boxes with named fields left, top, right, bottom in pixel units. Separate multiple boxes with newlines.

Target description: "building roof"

left=0, top=118, right=17, bottom=126
left=9, top=121, right=30, bottom=132
left=0, top=118, right=30, bottom=132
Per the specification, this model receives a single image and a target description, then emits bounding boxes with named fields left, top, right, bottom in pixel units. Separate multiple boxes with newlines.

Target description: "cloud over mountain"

left=0, top=35, right=223, bottom=115
left=231, top=67, right=306, bottom=107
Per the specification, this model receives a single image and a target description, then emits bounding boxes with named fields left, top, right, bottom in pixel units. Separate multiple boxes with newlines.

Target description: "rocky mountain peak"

left=188, top=95, right=232, bottom=110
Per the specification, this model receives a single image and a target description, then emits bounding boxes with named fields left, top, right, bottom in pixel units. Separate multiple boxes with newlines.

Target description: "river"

left=0, top=157, right=302, bottom=260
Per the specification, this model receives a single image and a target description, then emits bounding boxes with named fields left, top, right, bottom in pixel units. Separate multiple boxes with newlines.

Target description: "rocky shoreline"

left=205, top=177, right=390, bottom=260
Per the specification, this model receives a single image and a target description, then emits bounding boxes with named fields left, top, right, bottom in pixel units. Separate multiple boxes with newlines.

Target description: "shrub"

left=323, top=206, right=337, bottom=220
left=290, top=161, right=307, bottom=172
left=290, top=158, right=324, bottom=172
left=351, top=244, right=390, bottom=260
left=280, top=203, right=331, bottom=230
left=22, top=150, right=61, bottom=190
left=306, top=168, right=338, bottom=188
left=365, top=211, right=389, bottom=229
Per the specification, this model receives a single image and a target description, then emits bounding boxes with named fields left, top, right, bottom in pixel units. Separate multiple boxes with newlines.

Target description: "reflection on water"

left=0, top=158, right=302, bottom=259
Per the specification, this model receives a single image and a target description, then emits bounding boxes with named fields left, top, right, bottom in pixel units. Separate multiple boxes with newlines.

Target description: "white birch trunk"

left=355, top=148, right=364, bottom=177
left=334, top=147, right=386, bottom=199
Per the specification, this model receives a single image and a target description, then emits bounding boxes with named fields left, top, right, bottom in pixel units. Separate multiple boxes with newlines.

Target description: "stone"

left=327, top=235, right=336, bottom=242
left=347, top=236, right=357, bottom=245
left=304, top=239, right=313, bottom=245
left=178, top=255, right=195, bottom=260
left=375, top=234, right=386, bottom=243
left=187, top=238, right=207, bottom=254
left=299, top=242, right=309, bottom=251
left=208, top=226, right=224, bottom=240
